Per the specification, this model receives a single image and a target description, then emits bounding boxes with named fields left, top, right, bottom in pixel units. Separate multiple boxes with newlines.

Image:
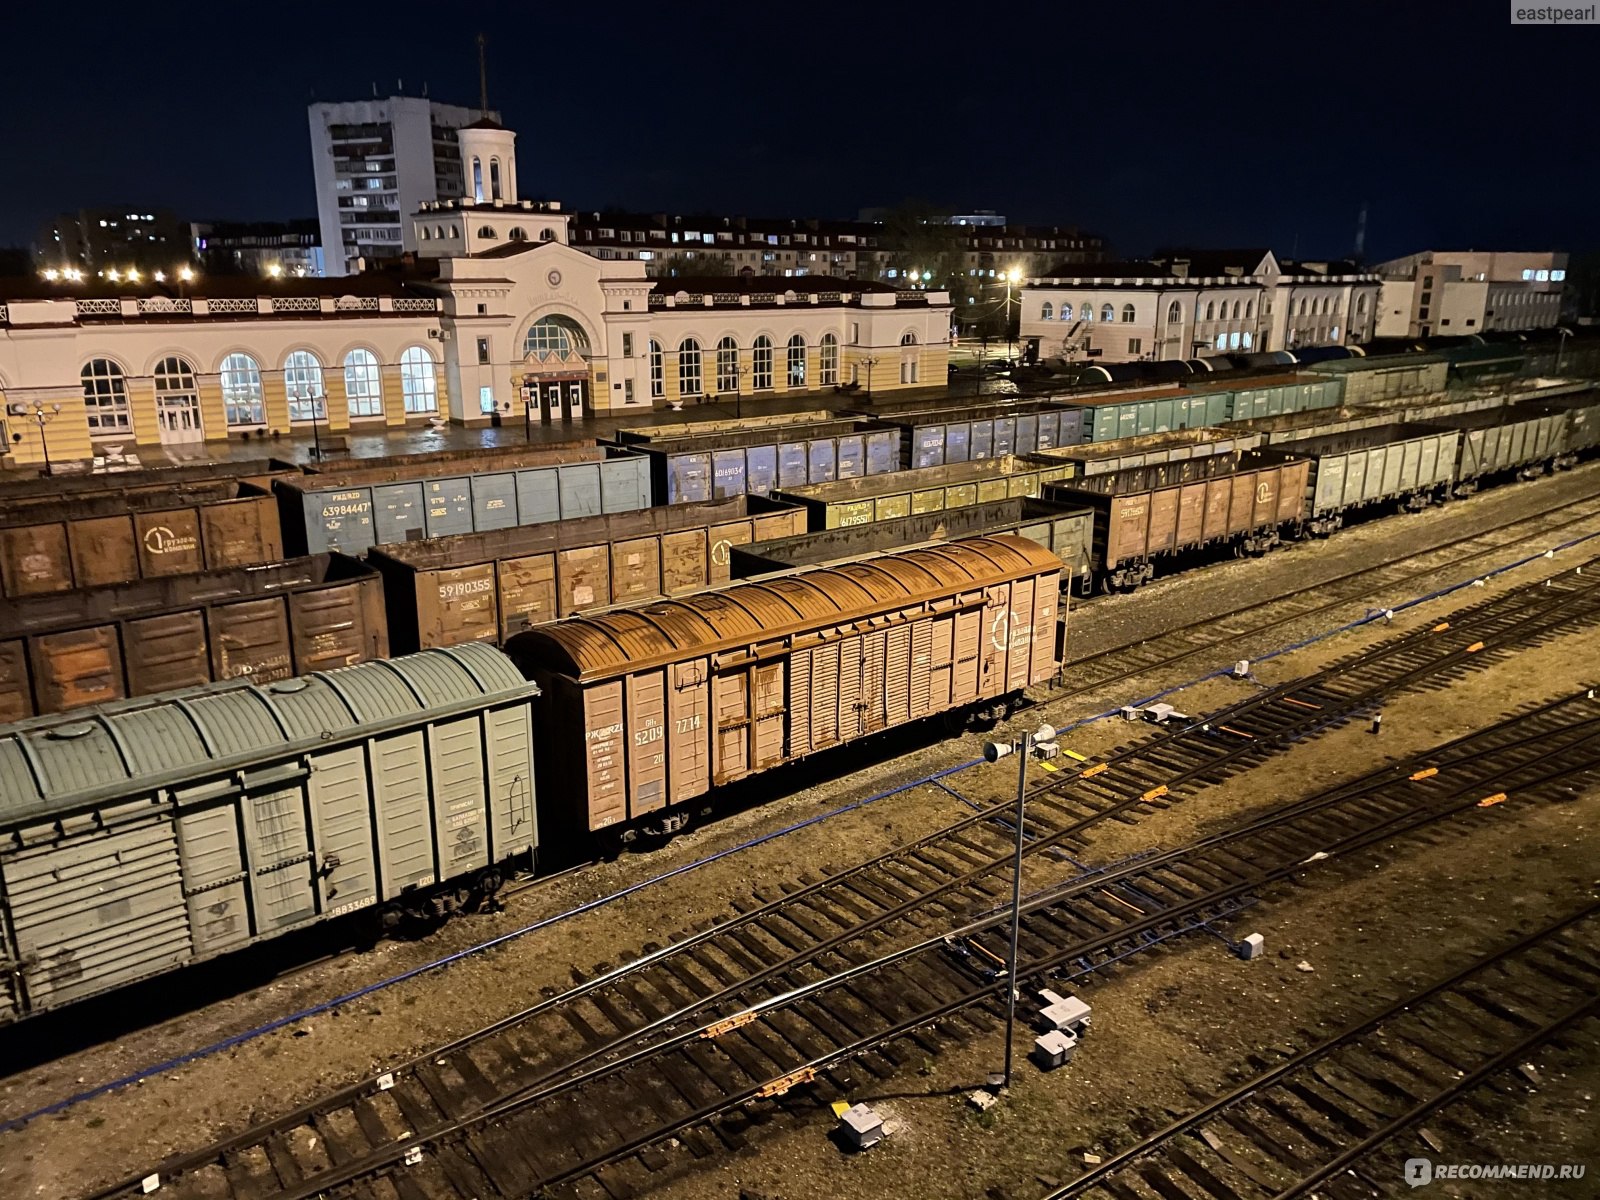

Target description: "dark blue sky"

left=3, top=0, right=1591, bottom=262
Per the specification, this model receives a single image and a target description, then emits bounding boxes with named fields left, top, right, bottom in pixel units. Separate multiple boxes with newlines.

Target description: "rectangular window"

left=1418, top=307, right=1429, bottom=320
left=1419, top=291, right=1431, bottom=306
left=851, top=322, right=861, bottom=345
left=622, top=333, right=633, bottom=358
left=479, top=386, right=495, bottom=414
left=477, top=337, right=490, bottom=365
left=1128, top=337, right=1142, bottom=355
left=1423, top=275, right=1433, bottom=288
left=625, top=379, right=635, bottom=404
left=1466, top=318, right=1476, bottom=327
left=476, top=303, right=487, bottom=315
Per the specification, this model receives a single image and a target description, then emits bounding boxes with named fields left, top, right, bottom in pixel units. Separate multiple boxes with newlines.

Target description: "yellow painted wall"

left=197, top=375, right=229, bottom=441
left=381, top=365, right=408, bottom=426
left=261, top=372, right=290, bottom=432
left=323, top=374, right=351, bottom=433
left=128, top=377, right=159, bottom=445
left=3, top=389, right=94, bottom=466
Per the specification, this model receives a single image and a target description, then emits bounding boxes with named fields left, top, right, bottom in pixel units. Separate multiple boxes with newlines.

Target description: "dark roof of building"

left=462, top=116, right=506, bottom=131
left=1037, top=260, right=1166, bottom=278
left=655, top=274, right=898, bottom=295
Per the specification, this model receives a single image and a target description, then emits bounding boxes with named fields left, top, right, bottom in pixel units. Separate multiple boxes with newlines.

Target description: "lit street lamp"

left=982, top=720, right=1060, bottom=1091
left=1003, top=266, right=1023, bottom=362
left=862, top=355, right=880, bottom=401
left=7, top=399, right=65, bottom=474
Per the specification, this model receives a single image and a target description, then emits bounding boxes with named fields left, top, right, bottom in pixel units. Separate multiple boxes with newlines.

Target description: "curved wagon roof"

left=512, top=534, right=1062, bottom=681
left=0, top=644, right=533, bottom=825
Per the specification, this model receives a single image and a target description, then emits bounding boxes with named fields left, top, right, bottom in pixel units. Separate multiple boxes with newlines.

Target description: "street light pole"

left=863, top=356, right=879, bottom=401
left=7, top=400, right=64, bottom=474
left=983, top=720, right=1057, bottom=1091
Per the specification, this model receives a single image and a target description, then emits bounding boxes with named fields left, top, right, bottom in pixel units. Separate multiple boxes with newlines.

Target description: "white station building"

left=0, top=119, right=952, bottom=467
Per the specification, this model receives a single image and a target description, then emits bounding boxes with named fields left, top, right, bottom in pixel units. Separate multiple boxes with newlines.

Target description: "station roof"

left=513, top=535, right=1061, bottom=681
left=0, top=645, right=533, bottom=825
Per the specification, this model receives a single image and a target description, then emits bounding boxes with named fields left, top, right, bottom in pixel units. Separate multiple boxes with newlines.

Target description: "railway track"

left=1055, top=476, right=1600, bottom=702
left=93, top=582, right=1600, bottom=1200
left=1042, top=904, right=1600, bottom=1200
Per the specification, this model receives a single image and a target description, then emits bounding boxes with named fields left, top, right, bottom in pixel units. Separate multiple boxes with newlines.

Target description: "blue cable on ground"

left=8, top=526, right=1593, bottom=1130
left=0, top=757, right=980, bottom=1131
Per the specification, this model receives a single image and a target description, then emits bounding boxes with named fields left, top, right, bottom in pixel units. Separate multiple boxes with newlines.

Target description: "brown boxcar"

left=1046, top=452, right=1310, bottom=591
left=0, top=553, right=385, bottom=721
left=0, top=483, right=286, bottom=598
left=368, top=497, right=808, bottom=652
left=508, top=534, right=1063, bottom=836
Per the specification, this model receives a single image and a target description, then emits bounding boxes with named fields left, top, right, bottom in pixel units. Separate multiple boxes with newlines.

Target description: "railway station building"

left=1018, top=250, right=1382, bottom=365
left=0, top=119, right=952, bottom=468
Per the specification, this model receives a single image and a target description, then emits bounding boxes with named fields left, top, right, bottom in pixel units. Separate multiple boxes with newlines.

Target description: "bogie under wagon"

left=0, top=645, right=537, bottom=1023
left=507, top=535, right=1064, bottom=844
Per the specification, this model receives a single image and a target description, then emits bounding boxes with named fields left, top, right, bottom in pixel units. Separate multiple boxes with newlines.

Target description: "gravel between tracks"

left=3, top=464, right=1600, bottom=1199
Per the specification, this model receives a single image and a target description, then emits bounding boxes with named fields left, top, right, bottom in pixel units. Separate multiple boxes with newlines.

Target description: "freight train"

left=0, top=536, right=1062, bottom=1023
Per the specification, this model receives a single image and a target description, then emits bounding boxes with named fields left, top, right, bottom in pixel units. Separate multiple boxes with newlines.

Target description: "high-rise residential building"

left=307, top=96, right=497, bottom=276
left=35, top=208, right=190, bottom=275
left=191, top=220, right=325, bottom=278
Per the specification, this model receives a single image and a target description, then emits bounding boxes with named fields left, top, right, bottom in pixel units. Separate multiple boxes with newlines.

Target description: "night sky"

left=3, top=0, right=1591, bottom=263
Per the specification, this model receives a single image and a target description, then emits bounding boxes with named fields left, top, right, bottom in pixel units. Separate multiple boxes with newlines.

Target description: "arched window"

left=540, top=228, right=555, bottom=242
left=820, top=333, right=839, bottom=385
left=508, top=227, right=527, bottom=242
left=522, top=316, right=589, bottom=360
left=648, top=340, right=664, bottom=398
left=1330, top=325, right=1341, bottom=342
left=1299, top=297, right=1309, bottom=316
left=1357, top=294, right=1369, bottom=315
left=1040, top=301, right=1054, bottom=321
left=716, top=337, right=740, bottom=392
left=1245, top=300, right=1254, bottom=319
left=1081, top=304, right=1094, bottom=322
left=219, top=352, right=264, bottom=426
left=1100, top=304, right=1114, bottom=323
left=1166, top=301, right=1182, bottom=325
left=153, top=356, right=201, bottom=435
left=477, top=225, right=498, bottom=240
left=752, top=336, right=774, bottom=388
left=1228, top=332, right=1241, bottom=350
left=1232, top=301, right=1242, bottom=320
left=420, top=226, right=431, bottom=241
left=1060, top=302, right=1074, bottom=321
left=435, top=225, right=446, bottom=239
left=450, top=225, right=460, bottom=238
left=678, top=338, right=703, bottom=396
left=1205, top=301, right=1215, bottom=321
left=787, top=334, right=807, bottom=387
left=343, top=349, right=383, bottom=417
left=901, top=331, right=918, bottom=346
left=81, top=359, right=131, bottom=435
left=284, top=350, right=326, bottom=421
left=399, top=346, right=438, bottom=413
left=490, top=158, right=502, bottom=201
left=1121, top=303, right=1136, bottom=323
left=1242, top=331, right=1254, bottom=349
left=472, top=157, right=483, bottom=203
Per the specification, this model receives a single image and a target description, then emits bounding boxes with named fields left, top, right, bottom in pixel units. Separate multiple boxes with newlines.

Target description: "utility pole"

left=7, top=400, right=64, bottom=474
left=983, top=721, right=1058, bottom=1091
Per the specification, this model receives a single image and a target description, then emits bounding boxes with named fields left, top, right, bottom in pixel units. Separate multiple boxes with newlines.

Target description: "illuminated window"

left=343, top=349, right=383, bottom=417
left=523, top=316, right=588, bottom=359
left=153, top=356, right=201, bottom=431
left=1060, top=302, right=1074, bottom=321
left=820, top=333, right=838, bottom=385
left=1552, top=269, right=1566, bottom=282
left=284, top=350, right=326, bottom=421
left=1121, top=304, right=1135, bottom=323
left=1041, top=301, right=1054, bottom=321
left=1242, top=331, right=1253, bottom=349
left=900, top=331, right=918, bottom=346
left=1081, top=304, right=1093, bottom=322
left=1215, top=333, right=1227, bottom=350
left=678, top=338, right=703, bottom=396
left=399, top=346, right=438, bottom=413
left=219, top=352, right=264, bottom=425
left=1331, top=325, right=1341, bottom=341
left=1228, top=332, right=1241, bottom=350
left=490, top=158, right=502, bottom=201
left=787, top=334, right=807, bottom=386
left=81, top=359, right=131, bottom=434
left=1100, top=304, right=1114, bottom=323
left=716, top=337, right=739, bottom=391
left=649, top=340, right=664, bottom=398
left=472, top=157, right=483, bottom=202
left=752, top=336, right=774, bottom=388
left=1535, top=269, right=1549, bottom=282
left=1522, top=269, right=1534, bottom=281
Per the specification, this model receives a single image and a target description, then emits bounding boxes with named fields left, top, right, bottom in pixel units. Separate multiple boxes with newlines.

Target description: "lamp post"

left=981, top=720, right=1059, bottom=1091
left=862, top=356, right=880, bottom=401
left=1555, top=326, right=1572, bottom=375
left=1003, top=266, right=1023, bottom=363
left=7, top=400, right=64, bottom=474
